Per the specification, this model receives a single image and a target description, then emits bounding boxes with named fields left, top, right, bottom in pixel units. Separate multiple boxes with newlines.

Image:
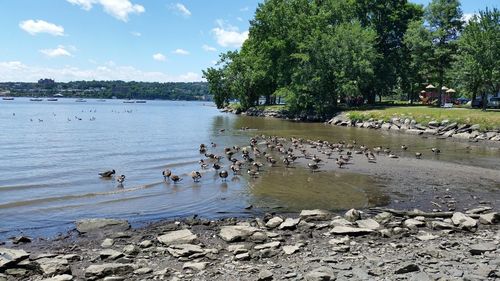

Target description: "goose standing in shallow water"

left=431, top=148, right=441, bottom=154
left=99, top=169, right=115, bottom=178
left=415, top=152, right=422, bottom=159
left=388, top=153, right=399, bottom=159
left=190, top=171, right=202, bottom=182
left=219, top=170, right=229, bottom=181
left=308, top=163, right=319, bottom=172
left=162, top=169, right=172, bottom=181
left=335, top=158, right=346, bottom=168
left=116, top=175, right=126, bottom=186
left=171, top=175, right=182, bottom=183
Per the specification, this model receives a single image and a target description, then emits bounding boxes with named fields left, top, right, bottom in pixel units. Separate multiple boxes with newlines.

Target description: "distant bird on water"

left=308, top=163, right=319, bottom=172
left=116, top=175, right=126, bottom=186
left=99, top=169, right=115, bottom=178
left=431, top=148, right=440, bottom=154
left=190, top=171, right=202, bottom=182
left=219, top=170, right=229, bottom=181
left=415, top=152, right=422, bottom=159
left=162, top=169, right=172, bottom=181
left=171, top=175, right=182, bottom=183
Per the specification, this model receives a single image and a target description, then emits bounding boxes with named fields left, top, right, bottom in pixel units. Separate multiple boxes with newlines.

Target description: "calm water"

left=0, top=98, right=499, bottom=239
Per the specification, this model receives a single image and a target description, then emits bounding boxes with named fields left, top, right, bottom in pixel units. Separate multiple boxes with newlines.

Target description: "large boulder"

left=305, top=266, right=335, bottom=281
left=0, top=248, right=29, bottom=270
left=451, top=212, right=477, bottom=230
left=355, top=219, right=380, bottom=230
left=157, top=229, right=197, bottom=246
left=219, top=225, right=259, bottom=242
left=75, top=219, right=130, bottom=234
left=344, top=209, right=361, bottom=222
left=36, top=258, right=71, bottom=276
left=278, top=218, right=301, bottom=230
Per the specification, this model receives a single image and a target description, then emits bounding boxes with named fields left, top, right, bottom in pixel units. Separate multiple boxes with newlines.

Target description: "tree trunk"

left=482, top=92, right=487, bottom=111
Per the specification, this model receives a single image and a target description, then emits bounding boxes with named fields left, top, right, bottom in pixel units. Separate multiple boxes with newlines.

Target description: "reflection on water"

left=247, top=166, right=389, bottom=211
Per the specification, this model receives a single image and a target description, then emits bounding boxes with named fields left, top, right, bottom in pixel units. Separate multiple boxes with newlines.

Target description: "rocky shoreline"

left=221, top=107, right=500, bottom=144
left=1, top=207, right=499, bottom=281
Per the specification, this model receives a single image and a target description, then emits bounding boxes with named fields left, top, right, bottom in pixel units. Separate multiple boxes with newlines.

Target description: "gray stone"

left=157, top=229, right=197, bottom=245
left=36, top=258, right=70, bottom=276
left=258, top=269, right=274, bottom=281
left=166, top=244, right=204, bottom=258
left=470, top=243, right=497, bottom=255
left=40, top=274, right=73, bottom=281
left=300, top=209, right=330, bottom=221
left=227, top=244, right=250, bottom=254
left=234, top=252, right=250, bottom=260
left=139, top=240, right=153, bottom=248
left=134, top=267, right=153, bottom=274
left=451, top=212, right=477, bottom=230
left=442, top=130, right=456, bottom=137
left=429, top=221, right=454, bottom=230
left=344, top=209, right=361, bottom=222
left=279, top=218, right=301, bottom=230
left=85, top=263, right=134, bottom=280
left=330, top=226, right=373, bottom=235
left=219, top=225, right=259, bottom=242
left=416, top=232, right=439, bottom=241
left=330, top=218, right=353, bottom=227
left=381, top=123, right=392, bottom=130
left=424, top=128, right=438, bottom=135
left=0, top=248, right=29, bottom=269
left=122, top=245, right=139, bottom=256
left=76, top=218, right=130, bottom=234
left=254, top=241, right=280, bottom=250
left=283, top=245, right=300, bottom=255
left=101, top=238, right=114, bottom=248
left=403, top=219, right=425, bottom=229
left=373, top=212, right=393, bottom=224
left=452, top=132, right=472, bottom=140
left=250, top=231, right=268, bottom=243
left=355, top=219, right=380, bottom=230
left=305, top=266, right=335, bottom=281
left=99, top=249, right=123, bottom=260
left=182, top=262, right=208, bottom=271
left=406, top=129, right=424, bottom=135
left=265, top=217, right=283, bottom=228
left=394, top=263, right=420, bottom=274
left=479, top=212, right=499, bottom=225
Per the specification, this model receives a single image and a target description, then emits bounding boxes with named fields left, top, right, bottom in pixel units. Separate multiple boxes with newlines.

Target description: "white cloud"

left=130, top=31, right=141, bottom=36
left=237, top=17, right=243, bottom=22
left=462, top=13, right=477, bottom=23
left=0, top=60, right=203, bottom=82
left=202, top=45, right=217, bottom=52
left=172, top=3, right=191, bottom=17
left=212, top=21, right=248, bottom=48
left=66, top=0, right=145, bottom=22
left=40, top=45, right=73, bottom=58
left=240, top=6, right=249, bottom=12
left=153, top=53, right=166, bottom=61
left=19, top=19, right=65, bottom=36
left=173, top=48, right=190, bottom=55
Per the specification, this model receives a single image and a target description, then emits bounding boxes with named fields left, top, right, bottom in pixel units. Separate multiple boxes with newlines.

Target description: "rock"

left=330, top=218, right=353, bottom=227
left=278, top=218, right=301, bottom=230
left=416, top=232, right=439, bottom=241
left=40, top=274, right=73, bottom=281
left=373, top=212, right=393, bottom=224
left=406, top=129, right=424, bottom=135
left=139, top=240, right=153, bottom=248
left=403, top=219, right=425, bottom=229
left=0, top=248, right=29, bottom=269
left=300, top=209, right=330, bottom=221
left=442, top=130, right=456, bottom=137
left=451, top=212, right=477, bottom=230
left=122, top=245, right=139, bottom=256
left=305, top=266, right=335, bottom=281
left=11, top=236, right=31, bottom=245
left=258, top=269, right=274, bottom=281
left=157, top=229, right=197, bottom=245
left=85, top=263, right=133, bottom=280
left=452, top=132, right=472, bottom=140
left=234, top=252, right=250, bottom=260
left=134, top=267, right=153, bottom=274
left=441, top=122, right=457, bottom=131
left=254, top=241, right=281, bottom=250
left=355, top=219, right=380, bottom=230
left=101, top=238, right=114, bottom=248
left=394, top=263, right=420, bottom=274
left=428, top=121, right=439, bottom=127
left=428, top=221, right=454, bottom=230
left=265, top=217, right=283, bottom=229
left=166, top=244, right=204, bottom=258
left=479, top=212, right=499, bottom=225
left=424, top=128, right=438, bottom=135
left=99, top=249, right=123, bottom=260
left=227, top=244, right=251, bottom=254
left=283, top=245, right=300, bottom=255
left=470, top=124, right=481, bottom=130
left=76, top=219, right=130, bottom=234
left=183, top=262, right=208, bottom=271
left=330, top=226, right=373, bottom=235
left=219, top=225, right=259, bottom=242
left=36, top=258, right=70, bottom=276
left=381, top=123, right=392, bottom=130
left=103, top=276, right=125, bottom=281
left=469, top=243, right=497, bottom=255
left=250, top=231, right=268, bottom=243
left=344, top=209, right=361, bottom=222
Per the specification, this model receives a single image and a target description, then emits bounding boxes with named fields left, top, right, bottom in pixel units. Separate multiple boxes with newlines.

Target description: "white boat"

left=30, top=98, right=43, bottom=101
left=47, top=98, right=58, bottom=101
left=135, top=100, right=147, bottom=103
left=2, top=97, right=14, bottom=100
left=75, top=99, right=87, bottom=102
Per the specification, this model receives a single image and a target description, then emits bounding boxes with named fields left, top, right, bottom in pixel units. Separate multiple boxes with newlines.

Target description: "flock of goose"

left=98, top=134, right=442, bottom=187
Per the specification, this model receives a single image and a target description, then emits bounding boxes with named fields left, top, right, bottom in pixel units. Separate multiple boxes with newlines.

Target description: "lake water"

left=0, top=98, right=499, bottom=239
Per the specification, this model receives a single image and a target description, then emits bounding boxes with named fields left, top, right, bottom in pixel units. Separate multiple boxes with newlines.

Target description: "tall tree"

left=425, top=0, right=463, bottom=106
left=452, top=8, right=500, bottom=110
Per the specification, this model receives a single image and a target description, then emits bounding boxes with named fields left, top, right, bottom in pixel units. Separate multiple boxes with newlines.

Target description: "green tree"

left=452, top=8, right=500, bottom=110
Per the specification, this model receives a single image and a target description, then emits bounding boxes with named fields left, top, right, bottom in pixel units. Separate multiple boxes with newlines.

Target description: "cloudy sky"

left=0, top=0, right=497, bottom=82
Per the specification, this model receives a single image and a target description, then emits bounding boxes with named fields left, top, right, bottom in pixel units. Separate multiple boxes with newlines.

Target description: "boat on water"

left=75, top=99, right=87, bottom=102
left=123, top=100, right=135, bottom=104
left=135, top=100, right=147, bottom=103
left=97, top=99, right=106, bottom=102
left=30, top=98, right=43, bottom=101
left=47, top=98, right=58, bottom=101
left=2, top=97, right=14, bottom=100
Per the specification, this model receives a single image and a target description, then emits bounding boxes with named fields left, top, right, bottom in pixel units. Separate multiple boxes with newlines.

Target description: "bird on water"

left=99, top=169, right=115, bottom=178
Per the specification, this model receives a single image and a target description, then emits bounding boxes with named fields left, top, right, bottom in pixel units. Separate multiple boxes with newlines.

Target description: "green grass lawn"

left=346, top=107, right=500, bottom=131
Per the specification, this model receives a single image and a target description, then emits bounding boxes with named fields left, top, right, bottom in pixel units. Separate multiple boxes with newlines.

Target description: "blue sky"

left=0, top=0, right=497, bottom=82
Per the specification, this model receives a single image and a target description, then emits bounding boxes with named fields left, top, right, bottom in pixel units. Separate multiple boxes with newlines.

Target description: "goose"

left=415, top=152, right=422, bottom=159
left=268, top=158, right=277, bottom=166
left=312, top=155, right=322, bottom=164
left=199, top=159, right=209, bottom=169
left=213, top=163, right=221, bottom=171
left=230, top=164, right=240, bottom=175
left=99, top=169, right=115, bottom=178
left=431, top=148, right=440, bottom=154
left=219, top=170, right=229, bottom=181
left=401, top=145, right=408, bottom=150
left=247, top=169, right=259, bottom=178
left=283, top=158, right=291, bottom=167
left=162, top=169, right=172, bottom=181
left=308, top=163, right=319, bottom=172
left=171, top=175, right=182, bottom=183
left=116, top=175, right=126, bottom=185
left=190, top=171, right=202, bottom=182
left=388, top=153, right=399, bottom=159
left=252, top=161, right=263, bottom=171
left=335, top=158, right=346, bottom=168
left=365, top=152, right=376, bottom=163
